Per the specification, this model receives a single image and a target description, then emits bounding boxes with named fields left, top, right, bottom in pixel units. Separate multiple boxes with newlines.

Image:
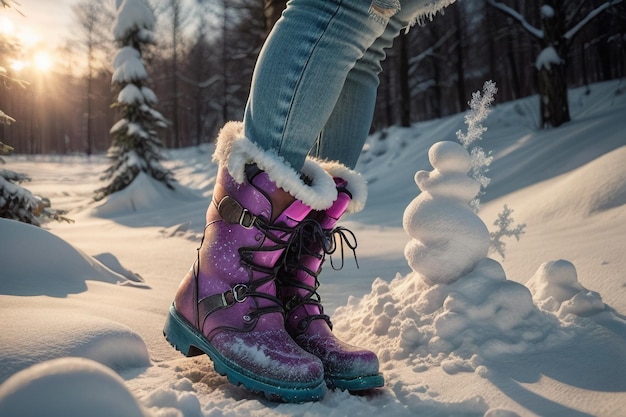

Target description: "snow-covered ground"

left=1, top=80, right=625, bottom=416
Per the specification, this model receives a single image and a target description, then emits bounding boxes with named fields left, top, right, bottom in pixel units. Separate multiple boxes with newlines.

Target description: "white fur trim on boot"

left=318, top=160, right=368, bottom=214
left=212, top=122, right=338, bottom=211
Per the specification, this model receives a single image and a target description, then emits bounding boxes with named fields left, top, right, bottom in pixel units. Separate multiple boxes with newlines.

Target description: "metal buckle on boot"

left=200, top=284, right=249, bottom=320
left=238, top=209, right=255, bottom=229
left=232, top=284, right=248, bottom=302
left=217, top=196, right=256, bottom=229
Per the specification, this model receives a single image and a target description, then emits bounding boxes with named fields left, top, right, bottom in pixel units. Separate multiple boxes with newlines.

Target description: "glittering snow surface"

left=1, top=81, right=625, bottom=416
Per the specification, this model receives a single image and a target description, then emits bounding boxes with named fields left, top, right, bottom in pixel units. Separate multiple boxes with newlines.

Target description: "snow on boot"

left=163, top=122, right=338, bottom=403
left=278, top=161, right=384, bottom=391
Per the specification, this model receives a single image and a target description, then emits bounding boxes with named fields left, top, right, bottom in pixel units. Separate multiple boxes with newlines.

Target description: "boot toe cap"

left=211, top=329, right=325, bottom=384
left=296, top=334, right=381, bottom=378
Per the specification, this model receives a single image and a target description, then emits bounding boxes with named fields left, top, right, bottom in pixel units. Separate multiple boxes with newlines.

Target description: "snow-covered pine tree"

left=94, top=0, right=174, bottom=201
left=0, top=164, right=71, bottom=225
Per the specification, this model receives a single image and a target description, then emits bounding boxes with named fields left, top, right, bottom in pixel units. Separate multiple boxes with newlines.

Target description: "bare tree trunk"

left=453, top=4, right=466, bottom=113
left=264, top=0, right=286, bottom=32
left=431, top=61, right=442, bottom=119
left=537, top=61, right=570, bottom=128
left=86, top=53, right=93, bottom=156
left=169, top=0, right=183, bottom=148
left=427, top=23, right=443, bottom=119
left=538, top=6, right=570, bottom=128
left=581, top=42, right=590, bottom=93
left=399, top=31, right=411, bottom=127
left=505, top=21, right=522, bottom=99
left=221, top=0, right=229, bottom=125
left=73, top=0, right=114, bottom=154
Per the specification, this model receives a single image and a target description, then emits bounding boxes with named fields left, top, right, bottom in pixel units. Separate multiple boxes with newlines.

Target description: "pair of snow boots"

left=163, top=122, right=383, bottom=402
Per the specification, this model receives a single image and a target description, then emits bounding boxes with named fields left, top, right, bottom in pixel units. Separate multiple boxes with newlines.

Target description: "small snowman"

left=403, top=141, right=490, bottom=285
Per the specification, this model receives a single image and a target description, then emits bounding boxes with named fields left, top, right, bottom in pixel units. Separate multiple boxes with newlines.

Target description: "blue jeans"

left=243, top=0, right=452, bottom=171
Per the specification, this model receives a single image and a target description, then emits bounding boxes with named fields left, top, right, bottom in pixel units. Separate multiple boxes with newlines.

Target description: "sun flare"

left=2, top=13, right=53, bottom=73
left=9, top=59, right=26, bottom=72
left=0, top=16, right=14, bottom=35
left=34, top=51, right=52, bottom=72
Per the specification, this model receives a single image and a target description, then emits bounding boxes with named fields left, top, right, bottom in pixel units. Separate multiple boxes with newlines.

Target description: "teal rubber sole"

left=163, top=304, right=327, bottom=403
left=327, top=372, right=385, bottom=392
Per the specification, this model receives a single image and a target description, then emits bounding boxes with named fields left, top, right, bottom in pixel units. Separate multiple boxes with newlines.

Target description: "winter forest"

left=1, top=0, right=624, bottom=155
left=1, top=0, right=626, bottom=416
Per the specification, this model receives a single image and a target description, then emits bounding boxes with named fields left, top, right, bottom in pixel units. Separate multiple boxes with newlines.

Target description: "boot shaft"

left=192, top=165, right=318, bottom=335
left=204, top=165, right=310, bottom=278
left=281, top=179, right=355, bottom=335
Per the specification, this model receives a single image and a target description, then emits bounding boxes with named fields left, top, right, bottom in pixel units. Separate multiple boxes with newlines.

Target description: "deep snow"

left=0, top=80, right=625, bottom=416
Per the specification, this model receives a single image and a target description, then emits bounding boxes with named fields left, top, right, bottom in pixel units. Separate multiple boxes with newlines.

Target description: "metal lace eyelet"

left=242, top=315, right=252, bottom=322
left=298, top=317, right=310, bottom=331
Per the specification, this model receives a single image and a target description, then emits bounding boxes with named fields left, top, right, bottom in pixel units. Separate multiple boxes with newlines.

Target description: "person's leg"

left=313, top=0, right=455, bottom=168
left=243, top=0, right=400, bottom=173
left=276, top=0, right=458, bottom=392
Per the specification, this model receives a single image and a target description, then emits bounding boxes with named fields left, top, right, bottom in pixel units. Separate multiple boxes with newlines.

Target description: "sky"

left=2, top=0, right=86, bottom=74
left=3, top=0, right=200, bottom=75
left=5, top=0, right=75, bottom=48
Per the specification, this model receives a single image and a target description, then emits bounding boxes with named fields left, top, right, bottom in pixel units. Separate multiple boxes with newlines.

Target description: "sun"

left=33, top=51, right=52, bottom=72
left=1, top=12, right=52, bottom=73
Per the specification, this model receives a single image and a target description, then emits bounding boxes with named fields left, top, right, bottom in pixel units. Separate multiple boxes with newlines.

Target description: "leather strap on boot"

left=198, top=283, right=249, bottom=322
left=217, top=196, right=259, bottom=229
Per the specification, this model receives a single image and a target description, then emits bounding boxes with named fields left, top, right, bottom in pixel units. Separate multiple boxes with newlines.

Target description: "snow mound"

left=94, top=252, right=145, bottom=282
left=0, top=218, right=127, bottom=296
left=333, top=258, right=564, bottom=370
left=527, top=259, right=605, bottom=318
left=0, top=218, right=150, bottom=383
left=92, top=172, right=199, bottom=219
left=0, top=358, right=148, bottom=417
left=522, top=145, right=626, bottom=221
left=0, top=308, right=150, bottom=383
left=432, top=259, right=562, bottom=359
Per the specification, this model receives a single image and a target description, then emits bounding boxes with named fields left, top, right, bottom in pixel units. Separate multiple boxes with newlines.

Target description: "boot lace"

left=236, top=219, right=301, bottom=320
left=279, top=219, right=359, bottom=331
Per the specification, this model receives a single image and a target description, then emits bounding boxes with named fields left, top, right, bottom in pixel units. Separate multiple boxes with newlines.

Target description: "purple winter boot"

left=278, top=161, right=384, bottom=391
left=163, top=122, right=339, bottom=402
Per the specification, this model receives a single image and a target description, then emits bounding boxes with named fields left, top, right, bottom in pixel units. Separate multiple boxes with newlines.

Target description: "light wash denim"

left=243, top=0, right=451, bottom=171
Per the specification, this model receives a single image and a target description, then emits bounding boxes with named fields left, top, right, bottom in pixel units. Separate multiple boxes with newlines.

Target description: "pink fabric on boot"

left=279, top=178, right=384, bottom=391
